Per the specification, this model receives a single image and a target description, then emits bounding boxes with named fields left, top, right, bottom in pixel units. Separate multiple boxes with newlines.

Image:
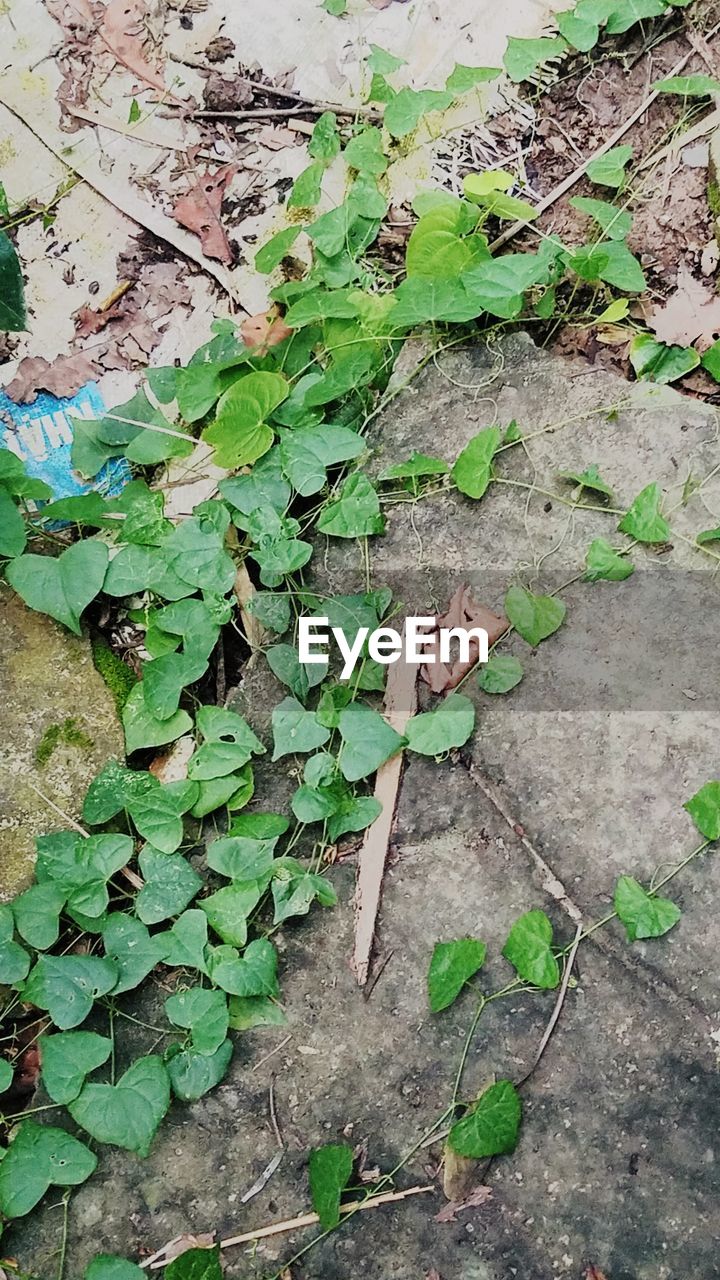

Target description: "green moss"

left=708, top=177, right=720, bottom=221
left=91, top=636, right=137, bottom=717
left=35, top=717, right=93, bottom=768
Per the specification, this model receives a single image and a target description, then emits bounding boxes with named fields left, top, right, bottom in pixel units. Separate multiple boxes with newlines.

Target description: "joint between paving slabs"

left=454, top=749, right=717, bottom=1033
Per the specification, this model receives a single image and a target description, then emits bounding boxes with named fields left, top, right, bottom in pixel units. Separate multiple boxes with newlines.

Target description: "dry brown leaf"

left=649, top=264, right=720, bottom=351
left=173, top=165, right=237, bottom=265
left=584, top=1269, right=609, bottom=1280
left=255, top=125, right=299, bottom=150
left=234, top=563, right=265, bottom=650
left=5, top=353, right=98, bottom=404
left=240, top=310, right=294, bottom=351
left=74, top=302, right=124, bottom=339
left=421, top=585, right=507, bottom=693
left=425, top=1271, right=443, bottom=1280
left=46, top=0, right=95, bottom=35
left=159, top=1235, right=216, bottom=1265
left=441, top=1140, right=478, bottom=1203
left=99, top=0, right=168, bottom=95
left=435, top=1184, right=493, bottom=1223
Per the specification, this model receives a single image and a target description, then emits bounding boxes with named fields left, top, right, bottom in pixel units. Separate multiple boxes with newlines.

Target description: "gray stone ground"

left=9, top=336, right=720, bottom=1280
left=0, top=593, right=124, bottom=899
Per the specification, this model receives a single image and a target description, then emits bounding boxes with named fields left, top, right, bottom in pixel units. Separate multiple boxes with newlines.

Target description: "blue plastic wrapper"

left=0, top=380, right=129, bottom=501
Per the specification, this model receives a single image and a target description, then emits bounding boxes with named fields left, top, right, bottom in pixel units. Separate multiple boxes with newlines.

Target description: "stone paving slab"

left=0, top=593, right=123, bottom=899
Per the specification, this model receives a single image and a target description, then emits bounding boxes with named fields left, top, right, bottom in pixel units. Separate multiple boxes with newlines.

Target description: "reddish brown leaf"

left=74, top=302, right=128, bottom=339
left=421, top=585, right=507, bottom=693
left=173, top=165, right=237, bottom=265
left=240, top=310, right=294, bottom=351
left=584, top=1269, right=609, bottom=1280
left=5, top=354, right=97, bottom=404
left=99, top=0, right=167, bottom=94
left=435, top=1184, right=493, bottom=1222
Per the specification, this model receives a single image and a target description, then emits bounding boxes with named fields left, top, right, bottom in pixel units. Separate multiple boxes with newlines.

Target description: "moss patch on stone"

left=35, top=717, right=94, bottom=768
left=91, top=636, right=137, bottom=717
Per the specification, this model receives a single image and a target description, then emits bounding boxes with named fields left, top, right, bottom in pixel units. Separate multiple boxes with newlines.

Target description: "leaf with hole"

left=69, top=1056, right=170, bottom=1157
left=0, top=1120, right=96, bottom=1218
left=428, top=938, right=486, bottom=1011
left=504, top=586, right=565, bottom=647
left=22, top=954, right=119, bottom=1029
left=614, top=875, right=681, bottom=942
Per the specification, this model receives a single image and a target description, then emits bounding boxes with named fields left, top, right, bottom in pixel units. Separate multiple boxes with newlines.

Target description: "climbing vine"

left=1, top=2, right=720, bottom=1276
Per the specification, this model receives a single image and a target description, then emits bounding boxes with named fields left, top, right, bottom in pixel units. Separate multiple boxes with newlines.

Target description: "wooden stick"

left=352, top=654, right=417, bottom=985
left=215, top=1184, right=434, bottom=1253
left=515, top=922, right=583, bottom=1088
